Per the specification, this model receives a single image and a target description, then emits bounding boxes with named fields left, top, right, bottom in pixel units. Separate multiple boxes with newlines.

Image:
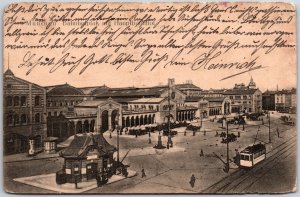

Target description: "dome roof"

left=47, top=83, right=84, bottom=95
left=248, top=77, right=256, bottom=89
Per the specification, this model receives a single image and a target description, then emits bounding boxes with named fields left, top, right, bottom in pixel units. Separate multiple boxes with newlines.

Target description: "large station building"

left=3, top=70, right=263, bottom=155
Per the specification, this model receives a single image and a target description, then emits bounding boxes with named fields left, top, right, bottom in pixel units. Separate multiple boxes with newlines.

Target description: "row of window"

left=47, top=100, right=81, bottom=107
left=6, top=113, right=42, bottom=126
left=162, top=105, right=175, bottom=110
left=48, top=111, right=63, bottom=116
left=129, top=105, right=160, bottom=111
left=229, top=95, right=251, bottom=100
left=6, top=95, right=41, bottom=107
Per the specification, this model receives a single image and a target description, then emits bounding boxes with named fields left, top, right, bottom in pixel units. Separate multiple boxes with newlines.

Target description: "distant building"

left=197, top=78, right=262, bottom=114
left=184, top=96, right=231, bottom=117
left=4, top=69, right=47, bottom=154
left=275, top=88, right=296, bottom=113
left=45, top=83, right=87, bottom=117
left=174, top=81, right=202, bottom=97
left=262, top=90, right=276, bottom=110
left=200, top=89, right=226, bottom=98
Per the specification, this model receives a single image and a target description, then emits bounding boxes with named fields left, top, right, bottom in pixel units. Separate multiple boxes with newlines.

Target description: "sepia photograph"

left=2, top=2, right=297, bottom=194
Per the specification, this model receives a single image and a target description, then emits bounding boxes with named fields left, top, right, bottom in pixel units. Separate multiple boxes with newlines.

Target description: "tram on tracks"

left=239, top=143, right=266, bottom=168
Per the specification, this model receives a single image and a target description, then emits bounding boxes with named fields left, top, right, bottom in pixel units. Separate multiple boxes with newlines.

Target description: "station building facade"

left=4, top=70, right=263, bottom=155
left=4, top=69, right=47, bottom=154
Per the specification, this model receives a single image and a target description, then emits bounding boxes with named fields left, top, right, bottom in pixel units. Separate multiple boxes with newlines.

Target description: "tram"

left=239, top=143, right=266, bottom=168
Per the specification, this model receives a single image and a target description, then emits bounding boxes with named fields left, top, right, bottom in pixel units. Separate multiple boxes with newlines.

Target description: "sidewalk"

left=14, top=170, right=137, bottom=193
left=4, top=151, right=60, bottom=163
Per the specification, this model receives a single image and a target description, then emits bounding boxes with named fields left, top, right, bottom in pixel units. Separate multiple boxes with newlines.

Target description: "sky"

left=3, top=64, right=296, bottom=93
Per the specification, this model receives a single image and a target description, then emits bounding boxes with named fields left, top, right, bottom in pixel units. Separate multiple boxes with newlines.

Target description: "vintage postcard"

left=3, top=2, right=297, bottom=194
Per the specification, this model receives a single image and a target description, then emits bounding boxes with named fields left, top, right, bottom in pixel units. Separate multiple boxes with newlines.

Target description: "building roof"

left=223, top=88, right=259, bottom=95
left=75, top=100, right=107, bottom=107
left=275, top=89, right=296, bottom=95
left=175, top=83, right=202, bottom=91
left=4, top=69, right=14, bottom=76
left=201, top=89, right=226, bottom=94
left=185, top=96, right=204, bottom=102
left=46, top=83, right=84, bottom=95
left=128, top=97, right=166, bottom=104
left=60, top=133, right=116, bottom=158
left=78, top=85, right=109, bottom=95
left=205, top=97, right=227, bottom=102
left=95, top=86, right=168, bottom=98
left=263, top=90, right=277, bottom=95
left=4, top=69, right=45, bottom=90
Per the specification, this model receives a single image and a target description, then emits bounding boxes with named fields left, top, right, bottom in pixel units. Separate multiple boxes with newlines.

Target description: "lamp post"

left=225, top=120, right=230, bottom=173
left=167, top=82, right=173, bottom=148
left=148, top=127, right=151, bottom=144
left=268, top=110, right=271, bottom=143
left=115, top=113, right=120, bottom=163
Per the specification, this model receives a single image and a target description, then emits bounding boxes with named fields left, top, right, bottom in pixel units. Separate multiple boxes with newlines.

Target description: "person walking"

left=190, top=174, right=196, bottom=188
left=200, top=149, right=204, bottom=157
left=141, top=168, right=146, bottom=178
left=96, top=172, right=102, bottom=187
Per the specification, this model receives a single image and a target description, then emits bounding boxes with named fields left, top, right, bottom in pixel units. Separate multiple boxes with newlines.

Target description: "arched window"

left=21, top=114, right=27, bottom=124
left=14, top=114, right=19, bottom=125
left=34, top=96, right=40, bottom=106
left=7, top=114, right=13, bottom=125
left=35, top=113, right=40, bottom=123
left=14, top=96, right=19, bottom=106
left=6, top=96, right=12, bottom=106
left=21, top=96, right=26, bottom=106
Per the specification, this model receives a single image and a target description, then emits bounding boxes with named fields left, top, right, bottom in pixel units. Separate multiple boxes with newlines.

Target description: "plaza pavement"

left=14, top=170, right=137, bottom=193
left=4, top=112, right=296, bottom=193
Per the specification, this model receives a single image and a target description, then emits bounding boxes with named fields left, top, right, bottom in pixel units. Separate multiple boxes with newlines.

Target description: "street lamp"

left=224, top=120, right=230, bottom=173
left=268, top=110, right=271, bottom=143
left=148, top=127, right=151, bottom=144
left=115, top=112, right=120, bottom=163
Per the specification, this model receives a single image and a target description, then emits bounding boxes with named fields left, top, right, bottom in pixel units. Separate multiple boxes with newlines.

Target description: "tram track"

left=201, top=133, right=297, bottom=193
left=223, top=139, right=296, bottom=193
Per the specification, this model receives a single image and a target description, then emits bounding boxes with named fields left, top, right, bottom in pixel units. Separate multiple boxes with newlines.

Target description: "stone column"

left=81, top=121, right=84, bottom=133
left=74, top=120, right=78, bottom=135
left=67, top=122, right=70, bottom=137
left=96, top=107, right=102, bottom=133
left=108, top=113, right=112, bottom=131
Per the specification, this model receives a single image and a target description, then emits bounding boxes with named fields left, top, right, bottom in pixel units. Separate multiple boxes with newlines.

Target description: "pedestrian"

left=277, top=127, right=280, bottom=138
left=200, top=149, right=204, bottom=157
left=204, top=130, right=206, bottom=136
left=96, top=172, right=102, bottom=187
left=184, top=130, right=186, bottom=136
left=141, top=168, right=146, bottom=178
left=235, top=149, right=240, bottom=165
left=74, top=174, right=79, bottom=189
left=215, top=131, right=219, bottom=137
left=190, top=174, right=196, bottom=188
left=238, top=131, right=240, bottom=137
